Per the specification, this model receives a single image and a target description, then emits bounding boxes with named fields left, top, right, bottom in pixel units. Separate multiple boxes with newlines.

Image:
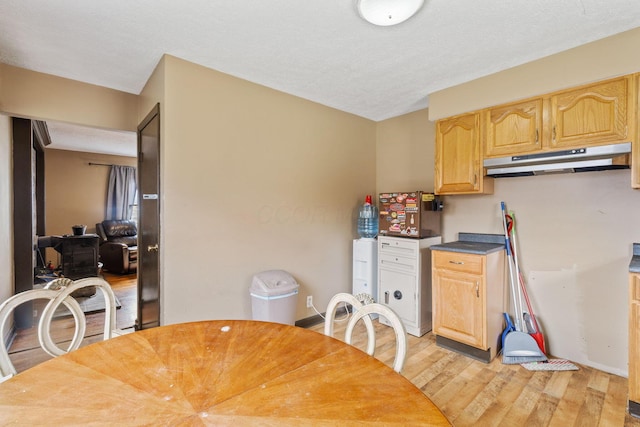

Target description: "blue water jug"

left=357, top=195, right=379, bottom=239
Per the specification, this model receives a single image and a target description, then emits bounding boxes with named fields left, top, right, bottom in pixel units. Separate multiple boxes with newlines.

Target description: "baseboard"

left=436, top=335, right=492, bottom=363
left=295, top=306, right=349, bottom=329
left=3, top=323, right=16, bottom=354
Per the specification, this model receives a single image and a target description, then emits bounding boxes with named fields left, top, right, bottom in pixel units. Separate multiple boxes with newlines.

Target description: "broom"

left=508, top=211, right=546, bottom=354
left=500, top=202, right=547, bottom=365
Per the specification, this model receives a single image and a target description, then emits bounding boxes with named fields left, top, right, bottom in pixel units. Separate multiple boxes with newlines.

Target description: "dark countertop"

left=430, top=232, right=506, bottom=255
left=630, top=243, right=640, bottom=273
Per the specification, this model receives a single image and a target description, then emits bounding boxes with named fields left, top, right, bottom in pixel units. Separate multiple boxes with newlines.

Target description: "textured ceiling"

left=1, top=0, right=640, bottom=156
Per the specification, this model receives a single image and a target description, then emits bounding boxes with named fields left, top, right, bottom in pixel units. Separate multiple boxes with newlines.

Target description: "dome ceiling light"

left=356, top=0, right=425, bottom=26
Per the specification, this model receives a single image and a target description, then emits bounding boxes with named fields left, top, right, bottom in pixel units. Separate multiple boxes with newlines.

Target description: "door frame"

left=136, top=103, right=161, bottom=330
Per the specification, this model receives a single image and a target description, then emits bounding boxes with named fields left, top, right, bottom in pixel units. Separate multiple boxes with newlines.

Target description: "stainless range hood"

left=483, top=142, right=631, bottom=177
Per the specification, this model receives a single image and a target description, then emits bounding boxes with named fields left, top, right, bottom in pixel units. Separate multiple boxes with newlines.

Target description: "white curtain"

left=106, top=166, right=137, bottom=220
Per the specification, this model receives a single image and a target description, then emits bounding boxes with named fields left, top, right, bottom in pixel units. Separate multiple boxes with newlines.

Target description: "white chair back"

left=39, top=277, right=120, bottom=354
left=0, top=288, right=86, bottom=377
left=324, top=293, right=376, bottom=355
left=1, top=276, right=123, bottom=378
left=345, top=303, right=408, bottom=373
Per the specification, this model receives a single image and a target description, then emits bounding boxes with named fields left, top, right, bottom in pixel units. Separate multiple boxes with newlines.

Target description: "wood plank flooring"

left=8, top=282, right=640, bottom=426
left=311, top=318, right=640, bottom=426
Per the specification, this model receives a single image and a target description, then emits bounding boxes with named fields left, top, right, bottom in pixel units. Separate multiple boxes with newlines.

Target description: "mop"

left=500, top=202, right=547, bottom=365
left=506, top=209, right=580, bottom=371
left=509, top=210, right=546, bottom=354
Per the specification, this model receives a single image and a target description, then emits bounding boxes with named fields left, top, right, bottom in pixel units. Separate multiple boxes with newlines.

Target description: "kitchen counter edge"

left=430, top=233, right=505, bottom=255
left=630, top=243, right=640, bottom=273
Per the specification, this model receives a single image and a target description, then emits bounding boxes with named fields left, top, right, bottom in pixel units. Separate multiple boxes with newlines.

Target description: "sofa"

left=96, top=220, right=138, bottom=274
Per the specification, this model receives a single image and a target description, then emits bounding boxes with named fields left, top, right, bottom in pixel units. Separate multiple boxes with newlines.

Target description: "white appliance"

left=352, top=238, right=378, bottom=303
left=378, top=235, right=442, bottom=337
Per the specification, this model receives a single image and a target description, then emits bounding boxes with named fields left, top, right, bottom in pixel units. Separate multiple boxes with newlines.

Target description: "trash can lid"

left=250, top=270, right=299, bottom=297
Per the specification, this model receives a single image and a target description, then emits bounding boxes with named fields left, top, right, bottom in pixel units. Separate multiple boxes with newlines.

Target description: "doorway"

left=10, top=118, right=140, bottom=330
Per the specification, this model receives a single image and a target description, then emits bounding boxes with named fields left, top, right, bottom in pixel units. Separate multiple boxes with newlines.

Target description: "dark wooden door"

left=136, top=104, right=161, bottom=330
left=11, top=118, right=47, bottom=328
left=12, top=118, right=35, bottom=328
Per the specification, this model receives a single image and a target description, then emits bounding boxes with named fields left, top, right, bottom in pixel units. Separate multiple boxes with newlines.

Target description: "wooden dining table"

left=0, top=320, right=450, bottom=425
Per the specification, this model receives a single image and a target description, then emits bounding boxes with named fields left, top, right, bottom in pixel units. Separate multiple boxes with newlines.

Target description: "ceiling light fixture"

left=356, top=0, right=425, bottom=26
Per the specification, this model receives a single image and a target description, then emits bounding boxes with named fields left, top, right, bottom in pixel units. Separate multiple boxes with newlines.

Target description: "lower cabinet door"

left=379, top=267, right=417, bottom=327
left=433, top=269, right=483, bottom=348
left=630, top=274, right=640, bottom=405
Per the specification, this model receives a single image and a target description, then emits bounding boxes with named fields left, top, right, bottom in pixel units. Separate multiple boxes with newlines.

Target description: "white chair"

left=324, top=293, right=376, bottom=353
left=39, top=277, right=124, bottom=355
left=0, top=288, right=86, bottom=378
left=324, top=293, right=379, bottom=363
left=345, top=303, right=408, bottom=373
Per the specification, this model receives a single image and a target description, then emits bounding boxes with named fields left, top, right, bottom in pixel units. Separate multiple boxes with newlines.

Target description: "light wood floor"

left=8, top=281, right=640, bottom=426
left=312, top=319, right=640, bottom=427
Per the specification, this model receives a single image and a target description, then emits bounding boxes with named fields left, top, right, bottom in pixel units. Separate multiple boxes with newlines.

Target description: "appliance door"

left=379, top=260, right=417, bottom=327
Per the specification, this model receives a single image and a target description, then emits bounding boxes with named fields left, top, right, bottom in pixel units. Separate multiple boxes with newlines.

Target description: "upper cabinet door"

left=550, top=76, right=632, bottom=148
left=484, top=98, right=544, bottom=158
left=435, top=112, right=492, bottom=195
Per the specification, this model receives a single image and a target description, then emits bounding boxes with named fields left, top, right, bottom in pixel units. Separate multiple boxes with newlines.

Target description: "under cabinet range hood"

left=483, top=142, right=631, bottom=177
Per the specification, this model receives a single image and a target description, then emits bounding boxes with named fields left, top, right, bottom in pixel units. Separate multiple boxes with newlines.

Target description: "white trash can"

left=250, top=270, right=299, bottom=325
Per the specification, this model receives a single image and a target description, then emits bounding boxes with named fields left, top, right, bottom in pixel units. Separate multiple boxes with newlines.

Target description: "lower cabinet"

left=377, top=235, right=441, bottom=337
left=431, top=248, right=506, bottom=362
left=630, top=273, right=640, bottom=417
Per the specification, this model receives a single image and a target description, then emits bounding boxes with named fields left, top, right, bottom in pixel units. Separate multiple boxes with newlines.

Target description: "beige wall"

left=0, top=115, right=13, bottom=316
left=42, top=149, right=136, bottom=263
left=428, top=28, right=640, bottom=376
left=438, top=173, right=638, bottom=376
left=376, top=108, right=435, bottom=192
left=143, top=55, right=377, bottom=324
left=138, top=57, right=165, bottom=123
left=0, top=65, right=140, bottom=321
left=0, top=63, right=138, bottom=132
left=429, top=26, right=640, bottom=120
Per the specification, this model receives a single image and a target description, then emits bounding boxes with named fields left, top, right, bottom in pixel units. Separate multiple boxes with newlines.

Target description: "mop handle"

left=510, top=211, right=542, bottom=334
left=501, top=202, right=521, bottom=332
left=509, top=210, right=526, bottom=331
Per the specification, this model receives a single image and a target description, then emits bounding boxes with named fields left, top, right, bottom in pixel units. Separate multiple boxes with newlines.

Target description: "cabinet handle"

left=385, top=291, right=390, bottom=304
left=535, top=129, right=539, bottom=143
left=552, top=126, right=556, bottom=142
left=449, top=260, right=464, bottom=265
left=476, top=282, right=479, bottom=298
left=147, top=244, right=159, bottom=252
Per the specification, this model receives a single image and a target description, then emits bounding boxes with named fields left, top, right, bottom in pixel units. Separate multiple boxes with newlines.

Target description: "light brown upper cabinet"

left=438, top=73, right=638, bottom=193
left=550, top=76, right=633, bottom=149
left=435, top=112, right=493, bottom=195
left=484, top=76, right=634, bottom=159
left=484, top=98, right=544, bottom=158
